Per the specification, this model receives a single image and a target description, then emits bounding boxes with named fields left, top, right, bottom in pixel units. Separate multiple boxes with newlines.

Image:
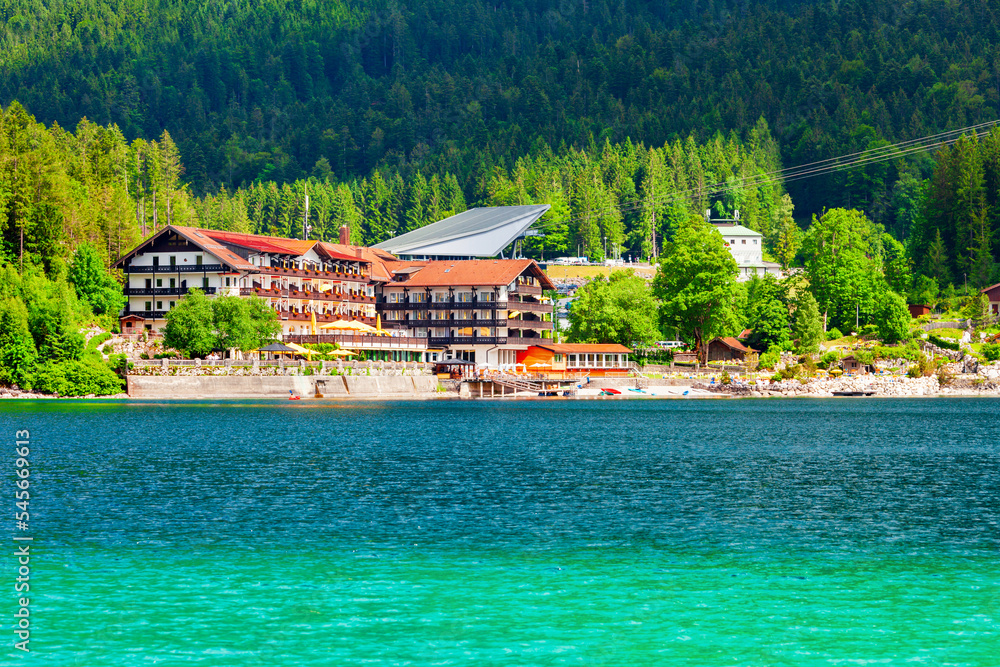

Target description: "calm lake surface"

left=3, top=398, right=999, bottom=665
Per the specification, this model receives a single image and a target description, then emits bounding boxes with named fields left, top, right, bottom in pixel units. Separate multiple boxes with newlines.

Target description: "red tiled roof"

left=198, top=229, right=316, bottom=256
left=393, top=259, right=555, bottom=289
left=534, top=343, right=632, bottom=354
left=321, top=243, right=398, bottom=282
left=712, top=337, right=752, bottom=352
left=982, top=282, right=1000, bottom=295
left=112, top=225, right=257, bottom=271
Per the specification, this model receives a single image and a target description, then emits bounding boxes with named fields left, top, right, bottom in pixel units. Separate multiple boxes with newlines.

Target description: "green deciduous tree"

left=163, top=288, right=216, bottom=358
left=68, top=243, right=125, bottom=317
left=877, top=290, right=912, bottom=345
left=654, top=218, right=739, bottom=361
left=567, top=270, right=660, bottom=347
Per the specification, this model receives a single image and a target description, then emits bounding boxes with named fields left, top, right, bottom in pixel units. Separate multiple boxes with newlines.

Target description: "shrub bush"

left=826, top=328, right=843, bottom=341
left=720, top=370, right=731, bottom=385
left=927, top=333, right=959, bottom=350
left=821, top=351, right=839, bottom=366
left=981, top=341, right=1000, bottom=362
left=33, top=359, right=125, bottom=396
left=757, top=348, right=780, bottom=370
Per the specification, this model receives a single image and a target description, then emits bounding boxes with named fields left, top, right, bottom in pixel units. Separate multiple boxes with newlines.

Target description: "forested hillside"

left=3, top=0, right=999, bottom=227
left=1, top=102, right=789, bottom=269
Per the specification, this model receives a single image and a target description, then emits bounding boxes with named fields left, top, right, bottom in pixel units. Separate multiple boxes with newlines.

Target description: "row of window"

left=386, top=291, right=498, bottom=304
left=147, top=255, right=204, bottom=267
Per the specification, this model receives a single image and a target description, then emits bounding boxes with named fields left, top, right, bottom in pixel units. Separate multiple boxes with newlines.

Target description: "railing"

left=509, top=300, right=552, bottom=313
left=244, top=286, right=373, bottom=303
left=509, top=283, right=542, bottom=295
left=378, top=300, right=509, bottom=310
left=276, top=311, right=376, bottom=325
left=284, top=334, right=429, bottom=349
left=125, top=287, right=216, bottom=296
left=429, top=336, right=508, bottom=346
left=126, top=264, right=225, bottom=273
left=506, top=319, right=553, bottom=330
left=505, top=336, right=550, bottom=346
left=258, top=264, right=369, bottom=280
left=121, top=309, right=168, bottom=319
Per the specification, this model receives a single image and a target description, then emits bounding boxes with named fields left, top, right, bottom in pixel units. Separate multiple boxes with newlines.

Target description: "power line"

left=530, top=120, right=1000, bottom=232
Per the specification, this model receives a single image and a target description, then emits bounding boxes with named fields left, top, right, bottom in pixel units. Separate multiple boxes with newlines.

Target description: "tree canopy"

left=653, top=218, right=739, bottom=359
left=567, top=270, right=660, bottom=347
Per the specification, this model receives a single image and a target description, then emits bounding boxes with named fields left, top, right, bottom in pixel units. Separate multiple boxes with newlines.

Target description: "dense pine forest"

left=1, top=0, right=1000, bottom=290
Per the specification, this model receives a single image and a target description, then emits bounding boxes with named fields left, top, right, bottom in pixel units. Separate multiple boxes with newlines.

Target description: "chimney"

left=339, top=225, right=350, bottom=245
left=356, top=247, right=363, bottom=258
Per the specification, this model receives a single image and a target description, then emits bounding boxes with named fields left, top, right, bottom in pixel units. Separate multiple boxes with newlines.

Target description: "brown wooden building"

left=706, top=337, right=754, bottom=362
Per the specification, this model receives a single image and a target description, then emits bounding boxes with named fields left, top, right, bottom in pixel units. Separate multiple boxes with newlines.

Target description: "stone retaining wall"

left=126, top=375, right=441, bottom=399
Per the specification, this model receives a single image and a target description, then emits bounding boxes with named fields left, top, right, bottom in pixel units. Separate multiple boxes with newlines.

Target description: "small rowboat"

left=600, top=387, right=622, bottom=395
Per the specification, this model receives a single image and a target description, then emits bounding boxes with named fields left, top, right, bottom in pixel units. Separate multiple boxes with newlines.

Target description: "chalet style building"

left=112, top=225, right=555, bottom=365
left=112, top=225, right=377, bottom=336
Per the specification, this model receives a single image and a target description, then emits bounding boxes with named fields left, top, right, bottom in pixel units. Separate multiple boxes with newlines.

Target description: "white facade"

left=713, top=224, right=783, bottom=282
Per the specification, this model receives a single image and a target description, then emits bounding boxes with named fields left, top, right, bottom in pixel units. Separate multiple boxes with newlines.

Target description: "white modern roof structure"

left=374, top=205, right=550, bottom=259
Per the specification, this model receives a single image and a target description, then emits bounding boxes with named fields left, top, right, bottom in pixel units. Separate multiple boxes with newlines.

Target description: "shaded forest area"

left=2, top=0, right=999, bottom=230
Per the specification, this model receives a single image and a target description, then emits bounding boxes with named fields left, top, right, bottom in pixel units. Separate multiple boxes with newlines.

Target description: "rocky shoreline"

left=699, top=359, right=1000, bottom=398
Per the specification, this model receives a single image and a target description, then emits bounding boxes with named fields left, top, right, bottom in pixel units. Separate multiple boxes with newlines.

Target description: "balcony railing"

left=509, top=283, right=543, bottom=295
left=284, top=334, right=429, bottom=350
left=378, top=300, right=508, bottom=310
left=256, top=264, right=369, bottom=280
left=120, top=309, right=168, bottom=319
left=509, top=300, right=552, bottom=313
left=506, top=319, right=554, bottom=330
left=125, top=287, right=216, bottom=296
left=429, top=336, right=508, bottom=346
left=126, top=264, right=226, bottom=273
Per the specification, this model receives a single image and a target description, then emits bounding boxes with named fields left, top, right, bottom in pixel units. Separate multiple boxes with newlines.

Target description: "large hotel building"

left=112, top=223, right=555, bottom=367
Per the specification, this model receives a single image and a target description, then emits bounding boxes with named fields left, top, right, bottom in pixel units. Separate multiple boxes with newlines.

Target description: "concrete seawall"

left=127, top=375, right=441, bottom=399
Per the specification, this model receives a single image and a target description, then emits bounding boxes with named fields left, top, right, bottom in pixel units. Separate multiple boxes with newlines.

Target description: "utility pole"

left=303, top=184, right=310, bottom=241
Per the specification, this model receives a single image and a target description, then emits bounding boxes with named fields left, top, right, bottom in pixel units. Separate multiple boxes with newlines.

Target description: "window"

left=196, top=255, right=203, bottom=266
left=753, top=239, right=758, bottom=245
left=202, top=277, right=209, bottom=289
left=742, top=239, right=746, bottom=244
left=225, top=277, right=231, bottom=286
left=479, top=327, right=495, bottom=337
left=411, top=292, right=427, bottom=303
left=145, top=301, right=152, bottom=311
left=416, top=328, right=428, bottom=338
left=480, top=292, right=496, bottom=302
left=169, top=301, right=175, bottom=309
left=169, top=278, right=176, bottom=288
left=456, top=310, right=471, bottom=320
left=153, top=256, right=160, bottom=267
left=156, top=301, right=163, bottom=310
left=433, top=328, right=446, bottom=337
left=433, top=292, right=449, bottom=303
left=156, top=278, right=163, bottom=287
left=388, top=292, right=404, bottom=303
left=457, top=291, right=473, bottom=302
left=145, top=279, right=151, bottom=289
left=169, top=256, right=176, bottom=266
left=457, top=327, right=473, bottom=337
left=554, top=354, right=564, bottom=363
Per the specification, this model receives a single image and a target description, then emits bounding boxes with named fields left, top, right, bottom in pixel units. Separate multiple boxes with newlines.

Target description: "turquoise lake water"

left=3, top=398, right=999, bottom=665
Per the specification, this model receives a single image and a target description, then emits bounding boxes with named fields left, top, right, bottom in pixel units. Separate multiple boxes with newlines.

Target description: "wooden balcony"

left=257, top=264, right=369, bottom=281
left=284, top=334, right=429, bottom=350
left=126, top=264, right=226, bottom=273
left=506, top=319, right=553, bottom=331
left=509, top=300, right=552, bottom=313
left=125, top=287, right=217, bottom=296
left=509, top=283, right=543, bottom=296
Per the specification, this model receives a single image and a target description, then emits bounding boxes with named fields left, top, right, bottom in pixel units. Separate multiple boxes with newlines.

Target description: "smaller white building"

left=712, top=223, right=783, bottom=281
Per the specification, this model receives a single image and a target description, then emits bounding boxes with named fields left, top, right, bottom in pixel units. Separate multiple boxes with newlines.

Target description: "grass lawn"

left=930, top=327, right=965, bottom=339
left=823, top=335, right=858, bottom=348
